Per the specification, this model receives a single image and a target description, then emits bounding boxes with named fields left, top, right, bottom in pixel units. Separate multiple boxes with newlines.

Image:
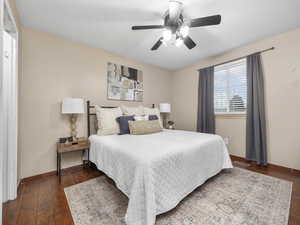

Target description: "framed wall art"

left=107, top=62, right=143, bottom=101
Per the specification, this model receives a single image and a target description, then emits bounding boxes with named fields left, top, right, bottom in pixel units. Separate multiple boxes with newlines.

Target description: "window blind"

left=214, top=58, right=247, bottom=113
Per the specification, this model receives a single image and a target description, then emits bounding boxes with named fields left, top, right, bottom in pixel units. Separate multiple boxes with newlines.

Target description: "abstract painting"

left=107, top=62, right=143, bottom=101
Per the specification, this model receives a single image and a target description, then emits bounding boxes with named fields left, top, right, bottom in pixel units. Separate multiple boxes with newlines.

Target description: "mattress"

left=89, top=129, right=233, bottom=225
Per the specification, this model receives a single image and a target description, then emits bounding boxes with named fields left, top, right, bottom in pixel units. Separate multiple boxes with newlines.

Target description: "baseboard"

left=230, top=154, right=300, bottom=176
left=21, top=164, right=84, bottom=183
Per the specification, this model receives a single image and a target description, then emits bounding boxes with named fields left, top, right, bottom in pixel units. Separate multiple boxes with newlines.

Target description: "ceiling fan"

left=132, top=0, right=221, bottom=50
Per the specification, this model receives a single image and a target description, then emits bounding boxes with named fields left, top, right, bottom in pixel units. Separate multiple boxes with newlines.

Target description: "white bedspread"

left=89, top=129, right=232, bottom=225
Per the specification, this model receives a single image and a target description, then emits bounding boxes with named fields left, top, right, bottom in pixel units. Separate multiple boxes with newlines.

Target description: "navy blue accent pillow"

left=116, top=116, right=135, bottom=135
left=148, top=115, right=158, bottom=120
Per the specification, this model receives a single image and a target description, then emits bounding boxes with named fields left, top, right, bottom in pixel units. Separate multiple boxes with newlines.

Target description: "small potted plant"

left=167, top=121, right=175, bottom=129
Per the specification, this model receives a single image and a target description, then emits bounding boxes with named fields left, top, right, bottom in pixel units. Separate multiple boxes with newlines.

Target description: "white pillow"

left=95, top=106, right=122, bottom=135
left=144, top=107, right=163, bottom=128
left=134, top=115, right=149, bottom=121
left=121, top=105, right=145, bottom=116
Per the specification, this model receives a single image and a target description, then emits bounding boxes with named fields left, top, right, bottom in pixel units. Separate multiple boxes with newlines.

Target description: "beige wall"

left=19, top=27, right=172, bottom=178
left=172, top=28, right=300, bottom=170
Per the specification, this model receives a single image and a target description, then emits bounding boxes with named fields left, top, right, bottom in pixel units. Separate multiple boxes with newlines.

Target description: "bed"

left=88, top=128, right=232, bottom=225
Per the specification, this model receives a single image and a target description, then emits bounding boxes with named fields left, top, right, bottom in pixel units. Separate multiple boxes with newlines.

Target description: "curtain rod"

left=199, top=47, right=275, bottom=70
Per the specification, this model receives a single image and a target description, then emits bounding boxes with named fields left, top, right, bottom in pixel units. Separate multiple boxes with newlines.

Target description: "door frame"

left=0, top=0, right=3, bottom=220
left=0, top=0, right=19, bottom=215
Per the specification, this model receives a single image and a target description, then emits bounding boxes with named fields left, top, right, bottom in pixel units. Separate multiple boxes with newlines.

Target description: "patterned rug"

left=64, top=168, right=292, bottom=225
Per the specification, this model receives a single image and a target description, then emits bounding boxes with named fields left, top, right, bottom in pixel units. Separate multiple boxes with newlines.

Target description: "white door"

left=1, top=30, right=17, bottom=203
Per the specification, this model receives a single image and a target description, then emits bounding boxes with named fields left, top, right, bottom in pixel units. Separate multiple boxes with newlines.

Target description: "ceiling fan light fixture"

left=132, top=1, right=221, bottom=50
left=179, top=25, right=189, bottom=38
left=175, top=37, right=183, bottom=47
left=162, top=29, right=172, bottom=41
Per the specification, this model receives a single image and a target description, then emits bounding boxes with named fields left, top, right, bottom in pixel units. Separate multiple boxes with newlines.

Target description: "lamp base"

left=70, top=114, right=78, bottom=138
left=161, top=113, right=168, bottom=129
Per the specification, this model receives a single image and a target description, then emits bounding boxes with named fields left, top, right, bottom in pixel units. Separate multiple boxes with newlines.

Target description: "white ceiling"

left=16, top=0, right=300, bottom=70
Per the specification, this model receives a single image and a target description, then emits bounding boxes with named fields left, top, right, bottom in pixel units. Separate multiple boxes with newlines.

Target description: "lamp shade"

left=62, top=98, right=84, bottom=114
left=159, top=103, right=171, bottom=113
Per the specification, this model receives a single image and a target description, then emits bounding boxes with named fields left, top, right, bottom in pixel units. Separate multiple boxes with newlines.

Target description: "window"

left=214, top=58, right=247, bottom=114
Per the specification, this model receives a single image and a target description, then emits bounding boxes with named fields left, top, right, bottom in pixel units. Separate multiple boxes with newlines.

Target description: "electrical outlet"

left=223, top=137, right=229, bottom=145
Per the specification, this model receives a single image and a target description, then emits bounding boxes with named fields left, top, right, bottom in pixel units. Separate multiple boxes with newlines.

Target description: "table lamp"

left=159, top=103, right=171, bottom=128
left=62, top=98, right=84, bottom=139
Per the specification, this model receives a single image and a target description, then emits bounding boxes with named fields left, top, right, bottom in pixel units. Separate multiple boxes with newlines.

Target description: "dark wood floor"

left=3, top=161, right=300, bottom=225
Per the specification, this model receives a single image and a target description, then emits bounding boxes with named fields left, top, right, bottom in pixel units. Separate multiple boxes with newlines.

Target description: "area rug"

left=64, top=168, right=292, bottom=225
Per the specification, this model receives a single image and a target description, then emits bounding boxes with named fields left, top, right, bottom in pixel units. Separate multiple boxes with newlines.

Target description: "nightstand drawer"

left=57, top=142, right=89, bottom=153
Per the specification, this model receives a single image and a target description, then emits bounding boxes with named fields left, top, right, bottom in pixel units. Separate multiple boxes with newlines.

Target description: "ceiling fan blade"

left=132, top=25, right=164, bottom=30
left=190, top=15, right=221, bottom=28
left=184, top=36, right=196, bottom=49
left=169, top=0, right=182, bottom=22
left=151, top=38, right=163, bottom=51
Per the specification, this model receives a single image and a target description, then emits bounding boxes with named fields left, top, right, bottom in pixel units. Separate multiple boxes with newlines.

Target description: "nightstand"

left=57, top=139, right=90, bottom=183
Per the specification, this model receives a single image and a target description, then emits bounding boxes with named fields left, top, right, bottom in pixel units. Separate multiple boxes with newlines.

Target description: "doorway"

left=0, top=0, right=18, bottom=221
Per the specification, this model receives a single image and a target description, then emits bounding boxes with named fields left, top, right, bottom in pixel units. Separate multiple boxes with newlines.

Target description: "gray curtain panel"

left=197, top=66, right=215, bottom=134
left=246, top=53, right=267, bottom=165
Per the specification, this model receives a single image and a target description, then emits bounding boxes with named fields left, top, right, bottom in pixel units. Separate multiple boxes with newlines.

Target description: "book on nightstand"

left=59, top=136, right=88, bottom=146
